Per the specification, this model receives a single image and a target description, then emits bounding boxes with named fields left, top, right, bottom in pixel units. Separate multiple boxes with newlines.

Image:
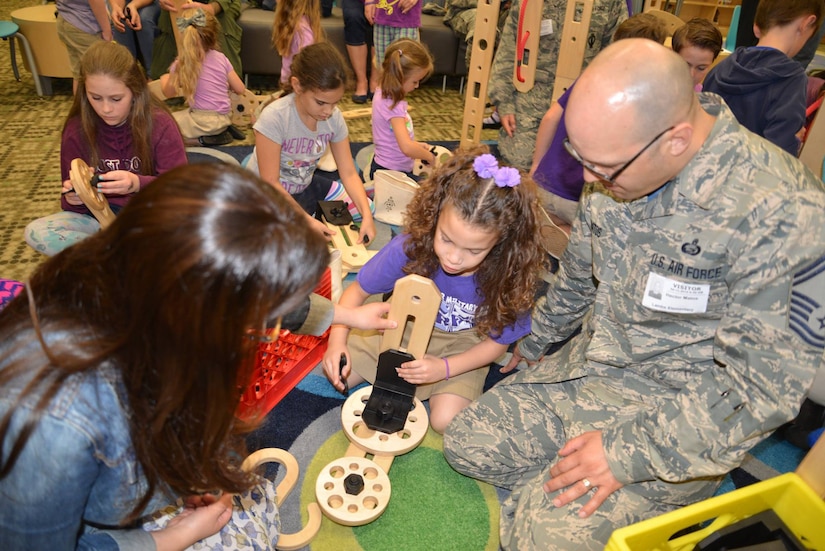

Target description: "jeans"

left=112, top=0, right=160, bottom=72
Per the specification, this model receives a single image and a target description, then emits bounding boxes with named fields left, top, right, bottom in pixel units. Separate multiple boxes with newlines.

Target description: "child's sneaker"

left=482, top=111, right=501, bottom=129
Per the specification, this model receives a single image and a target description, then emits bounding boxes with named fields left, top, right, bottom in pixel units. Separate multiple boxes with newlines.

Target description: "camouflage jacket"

left=487, top=0, right=627, bottom=115
left=515, top=94, right=825, bottom=486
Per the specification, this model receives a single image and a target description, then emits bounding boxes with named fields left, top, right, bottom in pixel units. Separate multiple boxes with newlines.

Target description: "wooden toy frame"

left=69, top=158, right=116, bottom=229
left=314, top=275, right=440, bottom=526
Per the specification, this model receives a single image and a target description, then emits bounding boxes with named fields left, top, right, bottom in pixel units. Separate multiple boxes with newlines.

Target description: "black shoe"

left=227, top=125, right=245, bottom=140
left=482, top=111, right=501, bottom=129
left=198, top=130, right=233, bottom=147
left=778, top=398, right=825, bottom=450
left=352, top=94, right=369, bottom=104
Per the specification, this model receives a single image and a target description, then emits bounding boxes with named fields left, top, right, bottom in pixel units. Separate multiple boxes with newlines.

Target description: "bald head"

left=568, top=39, right=696, bottom=143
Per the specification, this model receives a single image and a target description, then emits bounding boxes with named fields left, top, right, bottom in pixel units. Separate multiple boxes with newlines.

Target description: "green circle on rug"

left=301, top=430, right=499, bottom=550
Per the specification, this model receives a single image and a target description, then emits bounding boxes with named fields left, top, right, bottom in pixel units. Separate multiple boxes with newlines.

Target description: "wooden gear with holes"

left=315, top=275, right=441, bottom=526
left=69, top=158, right=116, bottom=229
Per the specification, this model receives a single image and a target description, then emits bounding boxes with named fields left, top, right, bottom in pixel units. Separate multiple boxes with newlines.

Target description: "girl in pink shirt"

left=159, top=7, right=246, bottom=141
left=272, top=0, right=324, bottom=87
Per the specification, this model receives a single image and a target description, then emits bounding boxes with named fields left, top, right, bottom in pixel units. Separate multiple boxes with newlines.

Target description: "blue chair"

left=725, top=5, right=741, bottom=52
left=0, top=20, right=42, bottom=96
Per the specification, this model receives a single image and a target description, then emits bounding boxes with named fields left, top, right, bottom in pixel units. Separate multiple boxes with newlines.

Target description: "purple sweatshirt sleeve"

left=138, top=109, right=187, bottom=189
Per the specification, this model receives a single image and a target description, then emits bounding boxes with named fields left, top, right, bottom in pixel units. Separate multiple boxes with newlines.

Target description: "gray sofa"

left=238, top=6, right=465, bottom=82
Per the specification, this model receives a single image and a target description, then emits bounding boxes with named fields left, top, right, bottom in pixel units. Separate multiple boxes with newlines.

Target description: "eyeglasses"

left=563, top=126, right=675, bottom=185
left=245, top=316, right=283, bottom=343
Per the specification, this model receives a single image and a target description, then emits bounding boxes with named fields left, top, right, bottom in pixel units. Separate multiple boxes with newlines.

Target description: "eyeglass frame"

left=563, top=126, right=675, bottom=185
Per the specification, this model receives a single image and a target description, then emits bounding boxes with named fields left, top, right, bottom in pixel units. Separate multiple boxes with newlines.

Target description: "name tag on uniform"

left=642, top=272, right=710, bottom=314
left=541, top=19, right=554, bottom=36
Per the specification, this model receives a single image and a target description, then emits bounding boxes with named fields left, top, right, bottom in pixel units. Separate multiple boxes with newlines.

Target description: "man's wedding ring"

left=582, top=478, right=592, bottom=489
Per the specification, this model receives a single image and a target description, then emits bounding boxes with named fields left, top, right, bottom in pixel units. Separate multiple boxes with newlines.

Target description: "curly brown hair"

left=402, top=146, right=545, bottom=337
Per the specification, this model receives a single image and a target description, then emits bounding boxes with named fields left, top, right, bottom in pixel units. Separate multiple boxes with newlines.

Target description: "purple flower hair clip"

left=472, top=154, right=520, bottom=188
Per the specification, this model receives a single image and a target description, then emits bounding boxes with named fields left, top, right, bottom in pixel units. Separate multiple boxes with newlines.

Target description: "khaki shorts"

left=349, top=326, right=488, bottom=401
left=173, top=109, right=232, bottom=139
left=57, top=16, right=101, bottom=79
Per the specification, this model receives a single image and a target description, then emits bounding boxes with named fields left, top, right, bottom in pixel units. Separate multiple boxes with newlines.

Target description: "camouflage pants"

left=444, top=376, right=719, bottom=550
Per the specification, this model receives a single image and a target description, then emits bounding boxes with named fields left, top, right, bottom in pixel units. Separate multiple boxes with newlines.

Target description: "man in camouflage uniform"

left=444, top=39, right=825, bottom=550
left=489, top=0, right=627, bottom=170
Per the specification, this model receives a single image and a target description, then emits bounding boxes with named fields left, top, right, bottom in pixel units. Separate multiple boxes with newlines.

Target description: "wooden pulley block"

left=69, top=158, right=116, bottom=229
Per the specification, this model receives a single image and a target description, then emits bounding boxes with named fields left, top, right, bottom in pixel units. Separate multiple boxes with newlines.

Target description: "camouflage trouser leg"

left=445, top=377, right=720, bottom=550
left=444, top=380, right=567, bottom=490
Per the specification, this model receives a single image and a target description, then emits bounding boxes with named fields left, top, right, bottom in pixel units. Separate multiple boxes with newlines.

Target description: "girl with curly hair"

left=323, top=146, right=546, bottom=433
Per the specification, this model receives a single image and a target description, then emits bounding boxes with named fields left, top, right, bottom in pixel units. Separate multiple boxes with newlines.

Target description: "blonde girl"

left=272, top=0, right=324, bottom=86
left=159, top=7, right=246, bottom=141
left=323, top=146, right=546, bottom=433
left=247, top=42, right=377, bottom=244
left=370, top=38, right=435, bottom=180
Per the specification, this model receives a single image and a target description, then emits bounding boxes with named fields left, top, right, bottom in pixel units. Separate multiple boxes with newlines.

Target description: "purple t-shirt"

left=171, top=50, right=233, bottom=114
left=357, top=234, right=531, bottom=344
left=374, top=0, right=421, bottom=29
left=533, top=85, right=584, bottom=202
left=372, top=88, right=414, bottom=172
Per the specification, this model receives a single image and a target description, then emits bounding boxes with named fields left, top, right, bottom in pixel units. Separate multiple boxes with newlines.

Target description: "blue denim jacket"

left=0, top=340, right=168, bottom=550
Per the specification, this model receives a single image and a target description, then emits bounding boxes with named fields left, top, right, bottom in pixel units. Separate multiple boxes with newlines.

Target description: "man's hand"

left=500, top=344, right=533, bottom=373
left=544, top=431, right=623, bottom=518
left=501, top=113, right=516, bottom=137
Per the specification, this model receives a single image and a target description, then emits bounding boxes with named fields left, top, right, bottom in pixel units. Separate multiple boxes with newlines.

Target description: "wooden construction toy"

left=316, top=200, right=376, bottom=274
left=241, top=448, right=322, bottom=550
left=315, top=275, right=440, bottom=526
left=413, top=144, right=453, bottom=179
left=460, top=0, right=503, bottom=149
left=69, top=158, right=116, bottom=229
left=551, top=0, right=594, bottom=102
left=513, top=0, right=543, bottom=93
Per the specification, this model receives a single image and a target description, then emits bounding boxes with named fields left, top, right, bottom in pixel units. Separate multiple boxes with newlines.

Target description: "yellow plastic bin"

left=606, top=473, right=825, bottom=551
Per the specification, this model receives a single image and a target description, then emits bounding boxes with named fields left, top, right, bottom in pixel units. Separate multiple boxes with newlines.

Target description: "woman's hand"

left=97, top=170, right=140, bottom=195
left=150, top=492, right=233, bottom=551
left=397, top=354, right=449, bottom=385
left=364, top=3, right=376, bottom=24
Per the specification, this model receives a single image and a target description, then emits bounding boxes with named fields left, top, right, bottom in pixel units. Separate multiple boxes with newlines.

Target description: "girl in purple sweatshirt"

left=25, top=41, right=186, bottom=256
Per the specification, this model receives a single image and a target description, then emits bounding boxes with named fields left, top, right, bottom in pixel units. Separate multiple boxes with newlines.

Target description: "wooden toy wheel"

left=341, top=386, right=428, bottom=456
left=69, top=158, right=116, bottom=229
left=315, top=456, right=391, bottom=526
